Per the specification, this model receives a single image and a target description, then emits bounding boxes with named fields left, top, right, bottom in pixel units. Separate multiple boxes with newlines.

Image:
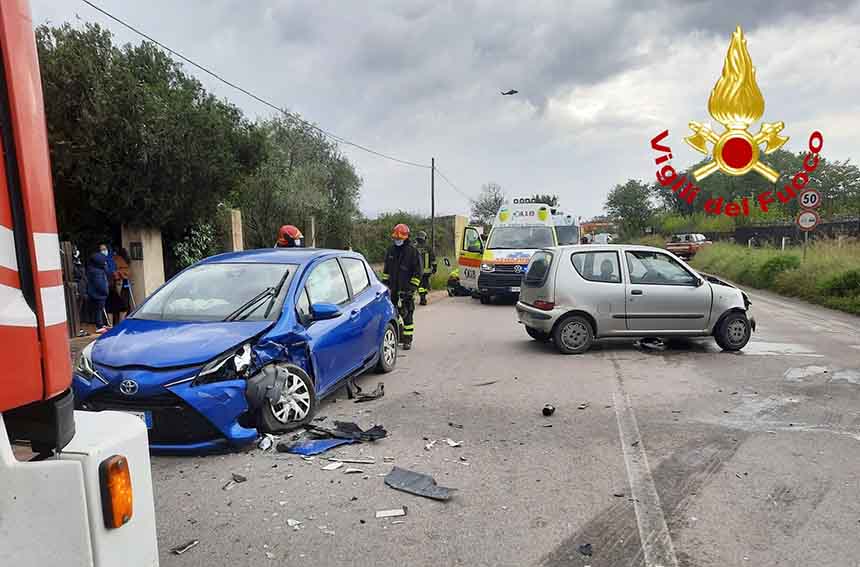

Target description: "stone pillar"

left=453, top=215, right=468, bottom=258
left=229, top=209, right=244, bottom=252
left=121, top=226, right=165, bottom=303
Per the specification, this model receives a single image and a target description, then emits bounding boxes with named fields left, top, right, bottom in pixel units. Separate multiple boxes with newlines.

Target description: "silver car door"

left=566, top=249, right=626, bottom=335
left=623, top=250, right=712, bottom=331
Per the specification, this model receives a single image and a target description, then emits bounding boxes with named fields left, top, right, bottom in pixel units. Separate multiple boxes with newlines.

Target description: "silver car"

left=516, top=245, right=755, bottom=354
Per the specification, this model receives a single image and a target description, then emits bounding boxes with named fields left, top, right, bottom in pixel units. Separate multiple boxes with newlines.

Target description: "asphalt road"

left=152, top=290, right=860, bottom=567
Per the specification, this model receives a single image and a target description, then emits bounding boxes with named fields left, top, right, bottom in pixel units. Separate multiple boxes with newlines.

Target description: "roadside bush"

left=757, top=255, right=801, bottom=288
left=818, top=269, right=860, bottom=297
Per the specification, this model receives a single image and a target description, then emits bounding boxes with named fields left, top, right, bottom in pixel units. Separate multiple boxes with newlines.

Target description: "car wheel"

left=714, top=312, right=751, bottom=351
left=259, top=364, right=317, bottom=433
left=375, top=322, right=398, bottom=373
left=553, top=315, right=594, bottom=354
left=525, top=326, right=551, bottom=342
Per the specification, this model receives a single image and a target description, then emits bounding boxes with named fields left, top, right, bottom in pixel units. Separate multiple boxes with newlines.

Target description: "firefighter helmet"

left=416, top=230, right=428, bottom=244
left=391, top=223, right=410, bottom=240
left=277, top=225, right=304, bottom=247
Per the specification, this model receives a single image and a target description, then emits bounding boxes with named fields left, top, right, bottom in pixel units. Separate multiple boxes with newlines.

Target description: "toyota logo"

left=119, top=379, right=139, bottom=396
left=514, top=265, right=524, bottom=273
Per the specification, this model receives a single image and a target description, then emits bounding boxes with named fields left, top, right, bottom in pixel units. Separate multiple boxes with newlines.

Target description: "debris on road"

left=287, top=518, right=302, bottom=530
left=222, top=480, right=236, bottom=491
left=631, top=440, right=640, bottom=447
left=383, top=456, right=395, bottom=462
left=542, top=424, right=553, bottom=428
left=473, top=380, right=498, bottom=387
left=375, top=507, right=408, bottom=519
left=344, top=468, right=364, bottom=474
left=326, top=457, right=375, bottom=464
left=444, top=438, right=462, bottom=448
left=448, top=422, right=464, bottom=429
left=542, top=404, right=556, bottom=416
left=265, top=551, right=275, bottom=560
left=353, top=382, right=385, bottom=403
left=232, top=473, right=248, bottom=483
left=258, top=434, right=275, bottom=451
left=424, top=440, right=437, bottom=451
left=384, top=467, right=456, bottom=501
left=170, top=540, right=200, bottom=555
left=578, top=402, right=590, bottom=410
left=578, top=543, right=593, bottom=557
left=306, top=421, right=388, bottom=442
left=278, top=438, right=356, bottom=456
left=612, top=492, right=625, bottom=498
left=635, top=337, right=666, bottom=352
left=322, top=462, right=344, bottom=471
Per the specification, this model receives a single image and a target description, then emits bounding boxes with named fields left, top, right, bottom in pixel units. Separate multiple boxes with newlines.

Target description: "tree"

left=471, top=183, right=504, bottom=225
left=36, top=23, right=266, bottom=254
left=530, top=194, right=559, bottom=207
left=604, top=180, right=655, bottom=238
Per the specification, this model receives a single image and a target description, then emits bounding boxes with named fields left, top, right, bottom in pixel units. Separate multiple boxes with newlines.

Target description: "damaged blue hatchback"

left=72, top=249, right=398, bottom=453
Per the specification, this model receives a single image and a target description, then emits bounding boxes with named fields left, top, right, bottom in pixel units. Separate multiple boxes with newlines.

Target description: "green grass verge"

left=690, top=240, right=860, bottom=315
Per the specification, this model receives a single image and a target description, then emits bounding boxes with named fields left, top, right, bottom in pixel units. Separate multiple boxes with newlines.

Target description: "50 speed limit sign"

left=798, top=188, right=822, bottom=209
left=796, top=209, right=820, bottom=232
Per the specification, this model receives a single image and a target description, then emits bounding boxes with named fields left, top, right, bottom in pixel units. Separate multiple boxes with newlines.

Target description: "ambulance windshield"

left=487, top=226, right=554, bottom=249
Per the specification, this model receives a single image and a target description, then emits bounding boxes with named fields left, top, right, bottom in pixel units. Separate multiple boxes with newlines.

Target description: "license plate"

left=510, top=287, right=521, bottom=293
left=125, top=411, right=152, bottom=429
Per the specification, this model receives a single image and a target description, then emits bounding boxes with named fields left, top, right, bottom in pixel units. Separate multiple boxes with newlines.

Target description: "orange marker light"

left=99, top=455, right=133, bottom=529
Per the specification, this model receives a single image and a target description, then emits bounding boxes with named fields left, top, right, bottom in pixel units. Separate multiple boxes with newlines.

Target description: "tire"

left=553, top=315, right=594, bottom=354
left=375, top=322, right=398, bottom=373
left=259, top=364, right=317, bottom=433
left=525, top=326, right=551, bottom=342
left=714, top=312, right=751, bottom=351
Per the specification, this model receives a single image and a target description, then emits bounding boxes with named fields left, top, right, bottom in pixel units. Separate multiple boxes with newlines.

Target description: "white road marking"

left=613, top=387, right=679, bottom=567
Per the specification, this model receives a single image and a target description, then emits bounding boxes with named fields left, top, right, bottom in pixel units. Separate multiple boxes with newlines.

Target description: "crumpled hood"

left=93, top=318, right=272, bottom=368
left=699, top=272, right=736, bottom=288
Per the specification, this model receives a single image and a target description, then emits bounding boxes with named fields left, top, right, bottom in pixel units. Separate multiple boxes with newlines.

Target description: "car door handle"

left=350, top=309, right=360, bottom=318
left=631, top=289, right=643, bottom=295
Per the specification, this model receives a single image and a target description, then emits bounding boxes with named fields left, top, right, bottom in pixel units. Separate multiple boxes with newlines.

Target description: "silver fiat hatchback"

left=516, top=245, right=755, bottom=354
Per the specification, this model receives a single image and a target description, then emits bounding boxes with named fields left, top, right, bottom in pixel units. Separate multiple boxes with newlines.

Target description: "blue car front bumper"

left=73, top=365, right=259, bottom=453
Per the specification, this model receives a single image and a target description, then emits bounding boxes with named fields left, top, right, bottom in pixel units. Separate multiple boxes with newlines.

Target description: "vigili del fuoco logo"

left=649, top=26, right=824, bottom=218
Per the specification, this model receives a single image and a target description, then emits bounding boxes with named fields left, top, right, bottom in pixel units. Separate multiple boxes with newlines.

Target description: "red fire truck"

left=0, top=1, right=158, bottom=564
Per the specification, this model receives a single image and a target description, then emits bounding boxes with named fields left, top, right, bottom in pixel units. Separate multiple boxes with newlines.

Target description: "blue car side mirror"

left=310, top=303, right=342, bottom=321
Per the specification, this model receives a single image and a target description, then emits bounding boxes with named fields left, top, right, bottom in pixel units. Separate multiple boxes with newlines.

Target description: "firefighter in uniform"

left=381, top=223, right=421, bottom=350
left=275, top=225, right=304, bottom=248
left=414, top=231, right=437, bottom=305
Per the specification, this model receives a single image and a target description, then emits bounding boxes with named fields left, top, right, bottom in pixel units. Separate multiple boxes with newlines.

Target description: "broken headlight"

left=193, top=343, right=253, bottom=386
left=75, top=342, right=104, bottom=382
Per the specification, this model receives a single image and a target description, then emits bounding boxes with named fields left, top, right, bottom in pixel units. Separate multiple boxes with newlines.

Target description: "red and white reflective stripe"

left=0, top=283, right=37, bottom=327
left=0, top=225, right=17, bottom=272
left=33, top=231, right=60, bottom=271
left=39, top=284, right=66, bottom=326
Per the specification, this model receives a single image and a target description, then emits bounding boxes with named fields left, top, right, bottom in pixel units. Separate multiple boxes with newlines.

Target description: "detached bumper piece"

left=83, top=391, right=224, bottom=445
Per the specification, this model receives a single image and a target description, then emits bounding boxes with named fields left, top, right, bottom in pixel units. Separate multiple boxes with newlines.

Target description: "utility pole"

left=431, top=157, right=436, bottom=250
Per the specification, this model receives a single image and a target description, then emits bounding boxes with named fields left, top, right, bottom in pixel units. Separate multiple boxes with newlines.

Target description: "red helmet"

left=391, top=223, right=410, bottom=240
left=277, top=225, right=303, bottom=247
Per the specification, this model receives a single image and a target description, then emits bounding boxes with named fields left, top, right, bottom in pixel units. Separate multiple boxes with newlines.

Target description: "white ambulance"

left=457, top=199, right=579, bottom=303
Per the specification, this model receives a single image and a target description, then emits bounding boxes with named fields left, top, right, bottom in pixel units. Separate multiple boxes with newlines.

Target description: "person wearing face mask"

left=380, top=223, right=421, bottom=350
left=87, top=247, right=112, bottom=333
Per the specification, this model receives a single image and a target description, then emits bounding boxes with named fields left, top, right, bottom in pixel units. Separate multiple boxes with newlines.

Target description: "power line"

left=434, top=164, right=474, bottom=202
left=79, top=0, right=431, bottom=170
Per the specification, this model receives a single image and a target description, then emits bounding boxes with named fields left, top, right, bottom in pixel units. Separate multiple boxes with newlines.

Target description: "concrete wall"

left=121, top=226, right=165, bottom=303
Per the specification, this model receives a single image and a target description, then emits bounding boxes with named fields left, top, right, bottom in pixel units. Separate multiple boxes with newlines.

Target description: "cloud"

left=29, top=0, right=860, bottom=220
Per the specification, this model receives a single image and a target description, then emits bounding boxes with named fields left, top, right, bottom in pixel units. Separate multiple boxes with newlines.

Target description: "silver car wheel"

left=269, top=370, right=311, bottom=424
left=560, top=320, right=589, bottom=350
left=726, top=319, right=748, bottom=345
left=383, top=327, right=397, bottom=366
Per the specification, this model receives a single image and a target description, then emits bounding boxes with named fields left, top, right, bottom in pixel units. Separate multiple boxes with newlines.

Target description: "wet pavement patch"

left=829, top=369, right=860, bottom=385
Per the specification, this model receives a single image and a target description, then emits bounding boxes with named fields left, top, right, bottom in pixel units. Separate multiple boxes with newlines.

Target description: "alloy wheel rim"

left=269, top=370, right=311, bottom=423
left=383, top=328, right=397, bottom=366
left=561, top=321, right=588, bottom=349
left=727, top=319, right=748, bottom=344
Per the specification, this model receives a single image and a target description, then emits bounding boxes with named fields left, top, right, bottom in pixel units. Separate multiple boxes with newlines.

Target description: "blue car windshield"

left=132, top=263, right=297, bottom=322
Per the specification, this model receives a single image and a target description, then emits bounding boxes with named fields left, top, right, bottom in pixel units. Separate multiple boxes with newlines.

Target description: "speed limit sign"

left=796, top=209, right=820, bottom=232
left=798, top=188, right=822, bottom=209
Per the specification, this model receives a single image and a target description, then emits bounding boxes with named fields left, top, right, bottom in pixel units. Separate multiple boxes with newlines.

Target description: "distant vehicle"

left=73, top=249, right=398, bottom=453
left=665, top=233, right=711, bottom=259
left=592, top=233, right=614, bottom=245
left=457, top=199, right=579, bottom=304
left=516, top=245, right=755, bottom=354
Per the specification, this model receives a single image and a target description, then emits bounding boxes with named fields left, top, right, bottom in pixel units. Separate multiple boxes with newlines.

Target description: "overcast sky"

left=30, top=0, right=860, bottom=219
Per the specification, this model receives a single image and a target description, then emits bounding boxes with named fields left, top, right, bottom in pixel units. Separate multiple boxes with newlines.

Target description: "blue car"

left=73, top=249, right=399, bottom=453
